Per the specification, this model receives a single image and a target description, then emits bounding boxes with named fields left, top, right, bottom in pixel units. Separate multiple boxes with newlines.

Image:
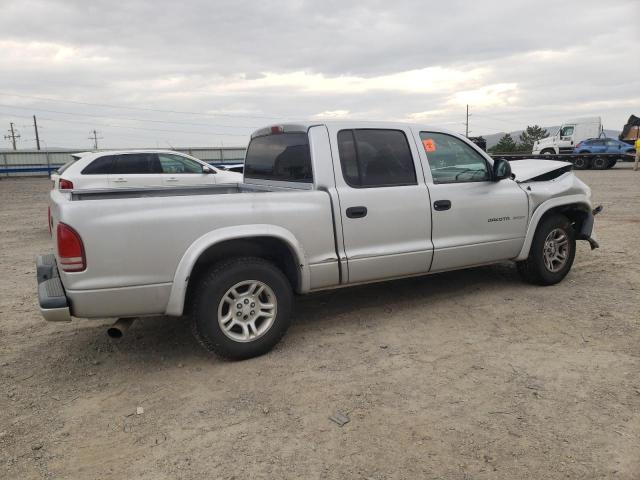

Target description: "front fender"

left=165, top=225, right=309, bottom=316
left=514, top=194, right=592, bottom=261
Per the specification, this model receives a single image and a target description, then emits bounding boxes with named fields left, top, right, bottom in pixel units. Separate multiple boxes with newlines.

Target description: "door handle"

left=165, top=177, right=179, bottom=182
left=346, top=206, right=368, bottom=219
left=433, top=200, right=451, bottom=211
left=112, top=178, right=127, bottom=183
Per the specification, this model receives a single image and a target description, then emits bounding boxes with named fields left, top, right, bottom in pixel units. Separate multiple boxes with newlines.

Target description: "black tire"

left=606, top=159, right=617, bottom=169
left=540, top=149, right=555, bottom=155
left=191, top=257, right=293, bottom=360
left=591, top=156, right=608, bottom=170
left=517, top=214, right=576, bottom=286
left=573, top=156, right=591, bottom=170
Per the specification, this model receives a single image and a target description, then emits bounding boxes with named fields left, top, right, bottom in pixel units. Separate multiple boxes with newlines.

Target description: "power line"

left=0, top=108, right=250, bottom=136
left=0, top=103, right=259, bottom=129
left=4, top=122, right=20, bottom=150
left=33, top=115, right=41, bottom=150
left=0, top=92, right=285, bottom=120
left=88, top=129, right=103, bottom=149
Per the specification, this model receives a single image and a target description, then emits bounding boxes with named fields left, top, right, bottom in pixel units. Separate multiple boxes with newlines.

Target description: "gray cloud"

left=1, top=0, right=638, bottom=149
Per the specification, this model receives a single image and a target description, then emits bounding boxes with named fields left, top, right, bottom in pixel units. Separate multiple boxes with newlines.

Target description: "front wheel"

left=517, top=214, right=576, bottom=285
left=191, top=257, right=293, bottom=360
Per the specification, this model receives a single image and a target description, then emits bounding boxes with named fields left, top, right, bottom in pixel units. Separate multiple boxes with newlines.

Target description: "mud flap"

left=577, top=205, right=602, bottom=250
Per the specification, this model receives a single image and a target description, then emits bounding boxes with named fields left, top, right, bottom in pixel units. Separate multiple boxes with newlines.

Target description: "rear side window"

left=57, top=158, right=78, bottom=175
left=112, top=153, right=162, bottom=174
left=337, top=129, right=416, bottom=188
left=82, top=155, right=116, bottom=175
left=244, top=133, right=312, bottom=183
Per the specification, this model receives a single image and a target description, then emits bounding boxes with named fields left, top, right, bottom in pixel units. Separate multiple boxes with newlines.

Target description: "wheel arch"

left=165, top=225, right=309, bottom=316
left=515, top=196, right=592, bottom=261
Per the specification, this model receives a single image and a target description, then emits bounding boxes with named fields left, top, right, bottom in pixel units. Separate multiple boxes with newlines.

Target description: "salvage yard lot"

left=0, top=167, right=638, bottom=479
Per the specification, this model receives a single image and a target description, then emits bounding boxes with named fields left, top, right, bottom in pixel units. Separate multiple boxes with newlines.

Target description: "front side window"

left=420, top=132, right=490, bottom=184
left=82, top=155, right=116, bottom=175
left=244, top=133, right=312, bottom=183
left=112, top=153, right=162, bottom=174
left=158, top=154, right=203, bottom=174
left=337, top=129, right=417, bottom=188
left=606, top=140, right=618, bottom=146
left=560, top=126, right=575, bottom=137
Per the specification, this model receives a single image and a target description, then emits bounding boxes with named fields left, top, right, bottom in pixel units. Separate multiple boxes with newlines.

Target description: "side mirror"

left=202, top=165, right=216, bottom=174
left=493, top=158, right=512, bottom=181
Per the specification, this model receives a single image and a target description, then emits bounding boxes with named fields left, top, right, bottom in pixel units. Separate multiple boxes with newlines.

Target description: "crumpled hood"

left=509, top=159, right=573, bottom=182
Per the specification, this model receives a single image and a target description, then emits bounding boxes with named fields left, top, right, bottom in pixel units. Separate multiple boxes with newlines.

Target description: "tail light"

left=48, top=206, right=52, bottom=236
left=57, top=223, right=86, bottom=272
left=575, top=142, right=582, bottom=149
left=59, top=179, right=74, bottom=190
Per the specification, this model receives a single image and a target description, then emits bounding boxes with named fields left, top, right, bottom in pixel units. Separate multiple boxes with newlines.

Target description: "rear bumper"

left=36, top=254, right=71, bottom=322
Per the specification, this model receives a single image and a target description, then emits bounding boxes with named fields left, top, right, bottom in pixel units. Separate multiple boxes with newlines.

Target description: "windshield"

left=56, top=156, right=80, bottom=174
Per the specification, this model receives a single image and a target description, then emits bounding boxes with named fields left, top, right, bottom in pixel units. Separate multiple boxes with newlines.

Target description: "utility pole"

left=465, top=104, right=470, bottom=137
left=33, top=115, right=41, bottom=150
left=88, top=129, right=102, bottom=150
left=4, top=122, right=20, bottom=150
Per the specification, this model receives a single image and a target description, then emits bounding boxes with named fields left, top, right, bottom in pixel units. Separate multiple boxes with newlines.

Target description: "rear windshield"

left=244, top=133, right=312, bottom=183
left=56, top=155, right=81, bottom=174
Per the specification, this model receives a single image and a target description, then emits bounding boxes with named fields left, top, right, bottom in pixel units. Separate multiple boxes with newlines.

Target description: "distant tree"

left=518, top=125, right=549, bottom=152
left=489, top=133, right=518, bottom=153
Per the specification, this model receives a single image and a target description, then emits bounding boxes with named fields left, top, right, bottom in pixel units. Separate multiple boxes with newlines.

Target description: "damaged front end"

left=510, top=159, right=603, bottom=250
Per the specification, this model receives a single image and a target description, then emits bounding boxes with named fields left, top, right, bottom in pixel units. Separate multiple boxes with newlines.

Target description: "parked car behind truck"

left=51, top=149, right=241, bottom=190
left=38, top=122, right=601, bottom=359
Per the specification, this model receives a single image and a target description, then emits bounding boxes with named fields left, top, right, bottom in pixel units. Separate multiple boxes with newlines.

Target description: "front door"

left=158, top=153, right=215, bottom=187
left=558, top=125, right=576, bottom=153
left=330, top=127, right=433, bottom=284
left=416, top=131, right=529, bottom=272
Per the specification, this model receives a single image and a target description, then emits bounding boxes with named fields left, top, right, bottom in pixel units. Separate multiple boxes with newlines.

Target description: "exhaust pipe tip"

left=107, top=317, right=136, bottom=339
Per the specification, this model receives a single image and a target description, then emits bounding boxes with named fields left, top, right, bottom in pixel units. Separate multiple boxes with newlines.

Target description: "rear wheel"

left=591, top=156, right=608, bottom=170
left=540, top=149, right=555, bottom=155
left=517, top=214, right=576, bottom=285
left=191, top=257, right=293, bottom=360
left=573, top=156, right=591, bottom=170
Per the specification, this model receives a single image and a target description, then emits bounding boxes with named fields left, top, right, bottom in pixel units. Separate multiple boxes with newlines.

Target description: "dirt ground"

left=0, top=165, right=638, bottom=480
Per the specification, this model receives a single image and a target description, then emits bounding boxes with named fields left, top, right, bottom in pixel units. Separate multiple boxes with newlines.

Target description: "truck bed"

left=69, top=182, right=300, bottom=201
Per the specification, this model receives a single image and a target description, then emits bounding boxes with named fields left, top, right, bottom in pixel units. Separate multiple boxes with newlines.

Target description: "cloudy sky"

left=1, top=0, right=638, bottom=149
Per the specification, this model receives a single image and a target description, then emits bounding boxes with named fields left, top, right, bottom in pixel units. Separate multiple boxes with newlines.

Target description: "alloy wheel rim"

left=543, top=228, right=569, bottom=273
left=217, top=280, right=277, bottom=343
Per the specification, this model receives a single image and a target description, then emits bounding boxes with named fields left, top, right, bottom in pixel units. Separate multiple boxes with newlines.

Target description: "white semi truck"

left=533, top=117, right=603, bottom=155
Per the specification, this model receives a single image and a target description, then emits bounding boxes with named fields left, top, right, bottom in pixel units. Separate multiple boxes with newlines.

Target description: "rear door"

left=108, top=153, right=164, bottom=188
left=77, top=155, right=115, bottom=189
left=158, top=153, right=215, bottom=186
left=329, top=127, right=433, bottom=284
left=416, top=131, right=528, bottom=271
left=590, top=139, right=606, bottom=153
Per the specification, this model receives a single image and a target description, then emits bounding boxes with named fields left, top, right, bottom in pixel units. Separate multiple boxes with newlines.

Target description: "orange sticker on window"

left=422, top=138, right=436, bottom=152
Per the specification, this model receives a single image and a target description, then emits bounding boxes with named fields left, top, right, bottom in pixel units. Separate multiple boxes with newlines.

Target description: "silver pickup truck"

left=38, top=121, right=601, bottom=359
